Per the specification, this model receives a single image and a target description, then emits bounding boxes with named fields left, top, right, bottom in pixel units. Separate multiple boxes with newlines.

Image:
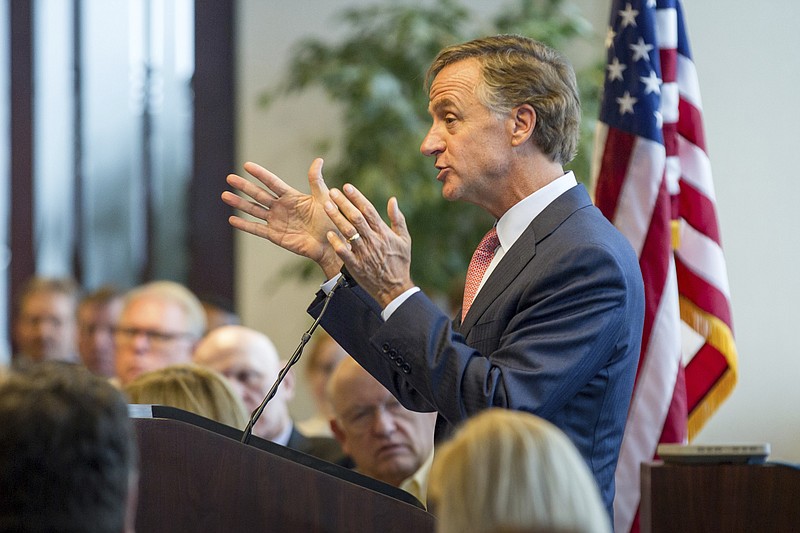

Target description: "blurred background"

left=2, top=0, right=799, bottom=462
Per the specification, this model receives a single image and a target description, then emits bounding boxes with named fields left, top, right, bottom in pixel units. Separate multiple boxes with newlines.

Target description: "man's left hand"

left=324, top=184, right=415, bottom=308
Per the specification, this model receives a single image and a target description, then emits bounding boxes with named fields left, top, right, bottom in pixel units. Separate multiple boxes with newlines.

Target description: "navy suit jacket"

left=309, top=184, right=645, bottom=516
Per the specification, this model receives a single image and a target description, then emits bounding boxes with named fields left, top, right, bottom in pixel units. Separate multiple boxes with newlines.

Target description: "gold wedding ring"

left=347, top=233, right=361, bottom=243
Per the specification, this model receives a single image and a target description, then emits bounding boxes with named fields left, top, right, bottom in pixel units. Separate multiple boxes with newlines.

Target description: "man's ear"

left=330, top=419, right=349, bottom=454
left=509, top=103, right=536, bottom=146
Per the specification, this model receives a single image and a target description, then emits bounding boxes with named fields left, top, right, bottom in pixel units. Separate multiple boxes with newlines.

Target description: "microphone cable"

left=240, top=271, right=350, bottom=445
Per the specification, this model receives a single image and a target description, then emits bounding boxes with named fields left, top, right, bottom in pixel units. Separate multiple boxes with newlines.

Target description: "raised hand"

left=222, top=158, right=343, bottom=278
left=323, top=183, right=415, bottom=308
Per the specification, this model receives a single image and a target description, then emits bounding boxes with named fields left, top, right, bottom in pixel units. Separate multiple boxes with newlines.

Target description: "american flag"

left=591, top=1, right=739, bottom=531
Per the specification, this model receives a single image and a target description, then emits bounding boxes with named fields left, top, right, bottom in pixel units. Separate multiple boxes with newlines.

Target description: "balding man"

left=328, top=356, right=436, bottom=504
left=193, top=325, right=346, bottom=465
left=114, top=281, right=206, bottom=386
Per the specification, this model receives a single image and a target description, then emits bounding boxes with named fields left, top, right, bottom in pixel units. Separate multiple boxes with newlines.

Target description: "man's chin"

left=378, top=459, right=416, bottom=481
left=440, top=183, right=461, bottom=202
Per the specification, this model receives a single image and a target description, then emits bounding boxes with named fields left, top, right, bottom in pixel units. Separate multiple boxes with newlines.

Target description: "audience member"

left=114, top=280, right=206, bottom=386
left=199, top=294, right=241, bottom=331
left=0, top=361, right=137, bottom=533
left=12, top=276, right=80, bottom=363
left=125, top=363, right=249, bottom=429
left=193, top=325, right=346, bottom=464
left=328, top=356, right=436, bottom=504
left=428, top=408, right=610, bottom=533
left=296, top=330, right=348, bottom=437
left=78, top=285, right=124, bottom=378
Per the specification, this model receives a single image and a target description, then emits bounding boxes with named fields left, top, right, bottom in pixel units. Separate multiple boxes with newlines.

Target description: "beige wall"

left=235, top=1, right=800, bottom=462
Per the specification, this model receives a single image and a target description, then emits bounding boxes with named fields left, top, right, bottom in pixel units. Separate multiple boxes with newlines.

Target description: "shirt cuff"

left=321, top=273, right=342, bottom=294
left=381, top=287, right=421, bottom=321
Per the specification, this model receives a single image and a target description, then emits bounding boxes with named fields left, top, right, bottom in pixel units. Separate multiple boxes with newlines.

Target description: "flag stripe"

left=594, top=126, right=636, bottom=222
left=636, top=180, right=673, bottom=371
left=613, top=138, right=666, bottom=255
left=675, top=255, right=732, bottom=325
left=678, top=180, right=720, bottom=245
left=659, top=49, right=677, bottom=83
left=662, top=123, right=678, bottom=158
left=677, top=136, right=715, bottom=201
left=684, top=342, right=728, bottom=411
left=677, top=53, right=703, bottom=110
left=656, top=362, right=687, bottom=444
left=678, top=98, right=706, bottom=151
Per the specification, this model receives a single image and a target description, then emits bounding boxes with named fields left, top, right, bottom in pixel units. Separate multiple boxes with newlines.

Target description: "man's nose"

left=93, top=326, right=113, bottom=343
left=130, top=331, right=152, bottom=352
left=420, top=128, right=443, bottom=157
left=371, top=406, right=398, bottom=435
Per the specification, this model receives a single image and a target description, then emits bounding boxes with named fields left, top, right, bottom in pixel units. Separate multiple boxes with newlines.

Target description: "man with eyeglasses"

left=193, top=325, right=348, bottom=465
left=328, top=356, right=436, bottom=505
left=114, top=281, right=206, bottom=386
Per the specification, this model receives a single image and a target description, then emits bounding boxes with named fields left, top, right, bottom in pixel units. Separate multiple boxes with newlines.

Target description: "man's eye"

left=236, top=371, right=254, bottom=383
left=386, top=400, right=404, bottom=414
left=349, top=409, right=370, bottom=422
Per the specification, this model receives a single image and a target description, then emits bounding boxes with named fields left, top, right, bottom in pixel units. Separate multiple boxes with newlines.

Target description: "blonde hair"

left=428, top=409, right=610, bottom=533
left=124, top=364, right=248, bottom=429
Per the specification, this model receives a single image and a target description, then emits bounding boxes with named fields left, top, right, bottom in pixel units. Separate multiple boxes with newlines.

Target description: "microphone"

left=240, top=269, right=350, bottom=445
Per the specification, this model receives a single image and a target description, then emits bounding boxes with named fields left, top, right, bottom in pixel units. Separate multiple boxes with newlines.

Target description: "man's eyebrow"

left=429, top=97, right=457, bottom=115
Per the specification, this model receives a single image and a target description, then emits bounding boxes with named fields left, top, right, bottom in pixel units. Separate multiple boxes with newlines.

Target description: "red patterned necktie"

left=462, top=227, right=500, bottom=321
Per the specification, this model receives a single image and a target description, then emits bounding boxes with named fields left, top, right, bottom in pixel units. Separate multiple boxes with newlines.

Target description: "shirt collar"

left=495, top=171, right=577, bottom=250
left=272, top=421, right=294, bottom=447
left=399, top=449, right=435, bottom=506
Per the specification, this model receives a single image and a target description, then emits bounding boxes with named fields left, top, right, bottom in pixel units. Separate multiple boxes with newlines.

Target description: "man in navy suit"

left=223, top=35, right=644, bottom=520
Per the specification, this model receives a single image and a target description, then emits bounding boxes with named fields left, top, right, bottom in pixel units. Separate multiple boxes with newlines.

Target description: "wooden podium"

left=130, top=405, right=435, bottom=532
left=641, top=461, right=800, bottom=533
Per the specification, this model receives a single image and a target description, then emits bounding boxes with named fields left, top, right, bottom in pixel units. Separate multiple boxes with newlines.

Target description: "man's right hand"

left=222, top=158, right=344, bottom=279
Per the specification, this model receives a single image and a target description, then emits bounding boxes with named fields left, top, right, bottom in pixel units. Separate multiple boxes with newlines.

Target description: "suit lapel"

left=459, top=184, right=594, bottom=333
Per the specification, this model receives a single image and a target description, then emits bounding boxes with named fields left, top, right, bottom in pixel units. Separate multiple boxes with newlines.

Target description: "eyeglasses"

left=79, top=323, right=116, bottom=336
left=339, top=398, right=410, bottom=434
left=113, top=327, right=195, bottom=348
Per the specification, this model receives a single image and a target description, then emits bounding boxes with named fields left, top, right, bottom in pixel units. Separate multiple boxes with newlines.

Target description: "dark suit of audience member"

left=287, top=426, right=349, bottom=464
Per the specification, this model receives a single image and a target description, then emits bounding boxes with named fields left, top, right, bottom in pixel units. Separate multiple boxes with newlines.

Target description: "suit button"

left=402, top=363, right=411, bottom=374
left=382, top=343, right=390, bottom=353
left=395, top=356, right=405, bottom=366
left=388, top=349, right=397, bottom=360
